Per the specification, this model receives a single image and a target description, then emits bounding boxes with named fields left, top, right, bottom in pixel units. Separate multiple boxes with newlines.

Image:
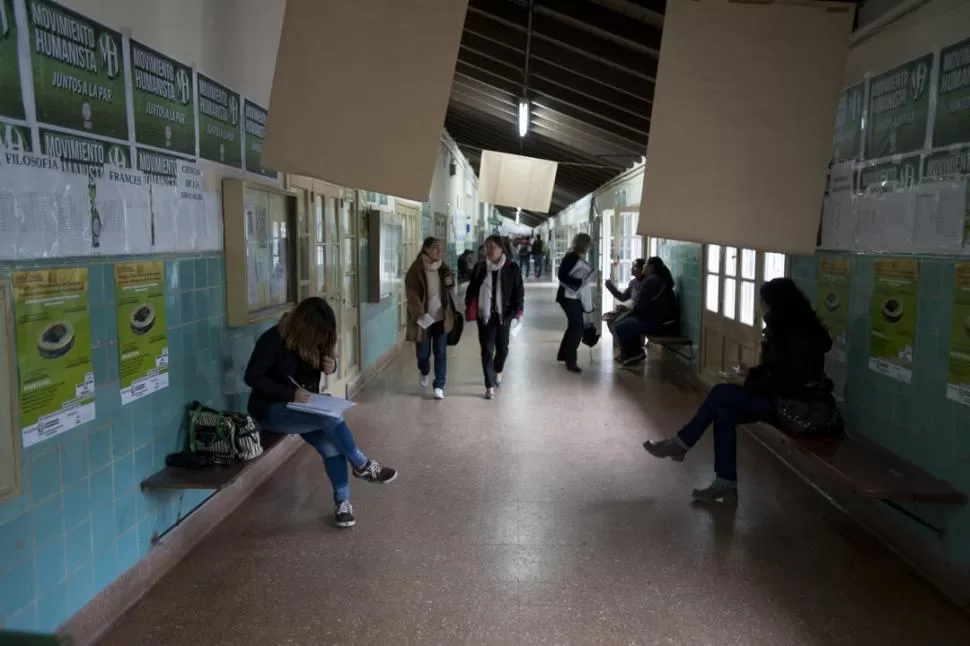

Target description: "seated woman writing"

left=244, top=297, right=397, bottom=529
left=612, top=257, right=680, bottom=366
left=642, top=278, right=833, bottom=504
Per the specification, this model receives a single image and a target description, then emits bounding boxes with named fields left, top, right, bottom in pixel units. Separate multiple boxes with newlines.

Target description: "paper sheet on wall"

left=95, top=165, right=153, bottom=255
left=913, top=181, right=966, bottom=254
left=149, top=182, right=179, bottom=253
left=854, top=191, right=914, bottom=253
left=820, top=193, right=856, bottom=250
left=176, top=162, right=205, bottom=252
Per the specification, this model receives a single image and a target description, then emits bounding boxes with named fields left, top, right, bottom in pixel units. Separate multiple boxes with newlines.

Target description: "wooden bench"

left=644, top=335, right=694, bottom=363
left=141, top=432, right=286, bottom=492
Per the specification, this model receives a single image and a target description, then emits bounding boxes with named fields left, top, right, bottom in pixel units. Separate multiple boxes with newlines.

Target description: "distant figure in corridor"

left=466, top=235, right=524, bottom=399
left=556, top=232, right=594, bottom=373
left=244, top=297, right=397, bottom=529
left=405, top=237, right=456, bottom=400
left=643, top=278, right=833, bottom=503
left=531, top=235, right=547, bottom=279
left=613, top=257, right=680, bottom=366
left=518, top=237, right=532, bottom=278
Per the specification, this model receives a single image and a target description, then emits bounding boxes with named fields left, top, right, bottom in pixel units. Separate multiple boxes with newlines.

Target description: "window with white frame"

left=615, top=210, right=643, bottom=286
left=705, top=245, right=787, bottom=326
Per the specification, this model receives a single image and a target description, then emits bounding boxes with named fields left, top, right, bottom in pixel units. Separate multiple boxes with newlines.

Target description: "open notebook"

left=287, top=393, right=356, bottom=419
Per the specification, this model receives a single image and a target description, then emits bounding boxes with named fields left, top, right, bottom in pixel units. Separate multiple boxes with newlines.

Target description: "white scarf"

left=422, top=254, right=444, bottom=321
left=479, top=255, right=505, bottom=324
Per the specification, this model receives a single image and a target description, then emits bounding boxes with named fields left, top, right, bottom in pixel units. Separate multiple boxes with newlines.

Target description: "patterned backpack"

left=186, top=401, right=264, bottom=462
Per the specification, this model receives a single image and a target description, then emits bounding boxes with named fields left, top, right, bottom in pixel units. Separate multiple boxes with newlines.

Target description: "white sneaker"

left=419, top=374, right=429, bottom=390
left=485, top=387, right=495, bottom=400
left=433, top=387, right=445, bottom=400
left=496, top=373, right=503, bottom=387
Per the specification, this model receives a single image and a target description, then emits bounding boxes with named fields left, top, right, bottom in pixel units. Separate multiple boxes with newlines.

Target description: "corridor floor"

left=98, top=284, right=970, bottom=646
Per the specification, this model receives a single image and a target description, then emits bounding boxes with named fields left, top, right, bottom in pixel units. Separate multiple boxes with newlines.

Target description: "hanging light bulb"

left=516, top=208, right=521, bottom=224
left=517, top=98, right=529, bottom=138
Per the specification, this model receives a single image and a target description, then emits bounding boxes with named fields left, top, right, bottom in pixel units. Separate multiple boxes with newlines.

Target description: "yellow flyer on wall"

left=947, top=263, right=970, bottom=406
left=13, top=268, right=96, bottom=448
left=115, top=262, right=169, bottom=405
left=869, top=258, right=919, bottom=384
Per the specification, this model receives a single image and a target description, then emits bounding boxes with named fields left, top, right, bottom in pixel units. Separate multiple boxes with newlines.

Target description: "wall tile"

left=62, top=480, right=90, bottom=531
left=65, top=563, right=93, bottom=617
left=29, top=449, right=62, bottom=503
left=0, top=558, right=34, bottom=618
left=65, top=520, right=92, bottom=574
left=60, top=430, right=89, bottom=488
left=89, top=466, right=114, bottom=511
left=34, top=536, right=67, bottom=592
left=0, top=512, right=31, bottom=573
left=91, top=548, right=118, bottom=594
left=88, top=427, right=112, bottom=472
left=31, top=493, right=64, bottom=548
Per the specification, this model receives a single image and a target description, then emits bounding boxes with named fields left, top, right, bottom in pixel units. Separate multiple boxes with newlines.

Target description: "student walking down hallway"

left=466, top=235, right=524, bottom=399
left=405, top=237, right=457, bottom=400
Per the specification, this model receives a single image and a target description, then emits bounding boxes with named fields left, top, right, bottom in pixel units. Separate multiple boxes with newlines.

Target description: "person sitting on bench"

left=642, top=278, right=832, bottom=504
left=244, top=296, right=397, bottom=529
left=613, top=257, right=680, bottom=366
left=603, top=258, right=646, bottom=340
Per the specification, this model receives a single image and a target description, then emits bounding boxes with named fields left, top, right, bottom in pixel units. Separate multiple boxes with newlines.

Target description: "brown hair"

left=277, top=297, right=338, bottom=369
left=572, top=232, right=592, bottom=254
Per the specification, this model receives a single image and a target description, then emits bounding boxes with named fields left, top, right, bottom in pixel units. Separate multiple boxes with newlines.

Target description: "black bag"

left=448, top=312, right=465, bottom=346
left=581, top=324, right=600, bottom=348
left=773, top=381, right=844, bottom=438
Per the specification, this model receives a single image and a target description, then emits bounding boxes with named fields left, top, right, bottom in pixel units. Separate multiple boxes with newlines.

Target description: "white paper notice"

left=95, top=165, right=153, bottom=255
left=417, top=313, right=435, bottom=329
left=820, top=193, right=856, bottom=250
left=913, top=181, right=966, bottom=253
left=855, top=191, right=914, bottom=253
left=149, top=181, right=179, bottom=253
left=176, top=162, right=205, bottom=251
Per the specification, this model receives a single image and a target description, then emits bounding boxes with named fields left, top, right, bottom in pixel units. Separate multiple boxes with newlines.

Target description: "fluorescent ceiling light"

left=517, top=98, right=529, bottom=137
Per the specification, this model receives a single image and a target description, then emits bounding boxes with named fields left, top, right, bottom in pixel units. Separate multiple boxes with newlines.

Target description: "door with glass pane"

left=337, top=196, right=361, bottom=391
left=700, top=245, right=788, bottom=380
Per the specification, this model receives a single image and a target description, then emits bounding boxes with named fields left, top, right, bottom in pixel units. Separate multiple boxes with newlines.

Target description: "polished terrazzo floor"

left=97, top=283, right=970, bottom=645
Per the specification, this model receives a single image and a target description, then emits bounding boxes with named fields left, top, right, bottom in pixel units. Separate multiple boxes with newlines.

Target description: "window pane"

left=316, top=246, right=325, bottom=292
left=724, top=246, right=738, bottom=277
left=740, top=280, right=756, bottom=325
left=648, top=238, right=658, bottom=258
left=707, top=245, right=721, bottom=273
left=705, top=274, right=720, bottom=312
left=741, top=249, right=756, bottom=280
left=722, top=277, right=736, bottom=319
left=764, top=252, right=787, bottom=281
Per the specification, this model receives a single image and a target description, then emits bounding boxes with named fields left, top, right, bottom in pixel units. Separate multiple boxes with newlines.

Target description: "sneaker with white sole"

left=334, top=501, right=356, bottom=528
left=353, top=459, right=398, bottom=484
left=433, top=387, right=445, bottom=400
left=485, top=387, right=495, bottom=400
left=419, top=374, right=429, bottom=390
left=496, top=372, right=503, bottom=387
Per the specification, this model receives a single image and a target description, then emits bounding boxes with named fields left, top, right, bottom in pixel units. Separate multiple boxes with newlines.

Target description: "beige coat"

left=404, top=256, right=455, bottom=343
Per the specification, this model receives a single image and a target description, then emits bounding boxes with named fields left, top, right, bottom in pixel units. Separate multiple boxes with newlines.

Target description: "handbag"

left=186, top=401, right=264, bottom=462
left=448, top=312, right=465, bottom=346
left=466, top=299, right=478, bottom=322
left=773, top=381, right=844, bottom=438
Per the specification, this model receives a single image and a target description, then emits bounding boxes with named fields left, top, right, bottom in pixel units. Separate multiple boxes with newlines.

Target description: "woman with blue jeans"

left=245, top=297, right=397, bottom=528
left=643, top=278, right=832, bottom=503
left=405, top=237, right=456, bottom=400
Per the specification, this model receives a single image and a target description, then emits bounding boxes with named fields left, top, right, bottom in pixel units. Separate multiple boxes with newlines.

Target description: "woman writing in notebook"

left=244, top=297, right=397, bottom=529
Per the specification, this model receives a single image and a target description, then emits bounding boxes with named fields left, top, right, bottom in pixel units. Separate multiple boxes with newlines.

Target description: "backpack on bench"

left=186, top=401, right=264, bottom=462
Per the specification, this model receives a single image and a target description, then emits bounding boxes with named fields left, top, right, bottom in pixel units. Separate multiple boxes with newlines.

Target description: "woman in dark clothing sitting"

left=244, top=297, right=397, bottom=528
left=556, top=232, right=593, bottom=373
left=613, top=257, right=680, bottom=366
left=643, top=278, right=832, bottom=503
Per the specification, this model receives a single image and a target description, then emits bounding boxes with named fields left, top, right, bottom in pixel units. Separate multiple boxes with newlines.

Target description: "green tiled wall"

left=0, top=253, right=273, bottom=633
left=791, top=253, right=970, bottom=570
left=657, top=240, right=703, bottom=368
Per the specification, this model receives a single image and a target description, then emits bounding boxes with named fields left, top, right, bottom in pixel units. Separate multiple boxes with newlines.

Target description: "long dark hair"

left=646, top=256, right=674, bottom=291
left=277, top=297, right=338, bottom=369
left=760, top=278, right=825, bottom=335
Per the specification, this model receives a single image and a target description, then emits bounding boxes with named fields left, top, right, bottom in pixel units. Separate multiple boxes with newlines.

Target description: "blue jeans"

left=519, top=255, right=531, bottom=277
left=416, top=320, right=448, bottom=389
left=532, top=255, right=545, bottom=278
left=676, top=383, right=774, bottom=483
left=260, top=404, right=368, bottom=503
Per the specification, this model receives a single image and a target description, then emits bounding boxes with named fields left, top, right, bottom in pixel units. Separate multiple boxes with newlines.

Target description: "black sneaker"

left=566, top=364, right=582, bottom=373
left=623, top=352, right=646, bottom=367
left=353, top=459, right=398, bottom=484
left=335, top=501, right=356, bottom=528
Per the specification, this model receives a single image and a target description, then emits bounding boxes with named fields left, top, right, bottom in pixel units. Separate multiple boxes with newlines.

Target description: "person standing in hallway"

left=643, top=278, right=834, bottom=503
left=518, top=237, right=532, bottom=278
left=531, top=235, right=547, bottom=280
left=244, top=297, right=397, bottom=529
left=613, top=257, right=680, bottom=366
left=405, top=237, right=456, bottom=400
left=467, top=235, right=524, bottom=399
left=556, top=232, right=593, bottom=373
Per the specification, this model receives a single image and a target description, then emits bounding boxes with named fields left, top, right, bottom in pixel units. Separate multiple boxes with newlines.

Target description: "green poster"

left=198, top=73, right=241, bottom=168
left=129, top=40, right=195, bottom=155
left=0, top=118, right=31, bottom=152
left=13, top=268, right=96, bottom=448
left=934, top=37, right=970, bottom=148
left=948, top=264, right=970, bottom=406
left=28, top=0, right=128, bottom=140
left=857, top=154, right=921, bottom=193
left=865, top=54, right=933, bottom=160
left=115, top=262, right=168, bottom=405
left=136, top=146, right=180, bottom=187
left=244, top=99, right=276, bottom=179
left=39, top=127, right=130, bottom=176
left=869, top=258, right=918, bottom=383
left=831, top=82, right=864, bottom=163
left=817, top=257, right=850, bottom=362
left=0, top=0, right=25, bottom=120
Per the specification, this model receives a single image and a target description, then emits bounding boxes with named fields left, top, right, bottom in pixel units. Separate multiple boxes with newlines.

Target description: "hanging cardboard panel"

left=637, top=0, right=854, bottom=254
left=262, top=0, right=469, bottom=201
left=479, top=151, right=559, bottom=213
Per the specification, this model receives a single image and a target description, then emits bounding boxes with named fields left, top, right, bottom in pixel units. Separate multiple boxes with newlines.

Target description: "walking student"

left=556, top=232, right=593, bottom=373
left=518, top=238, right=532, bottom=278
left=467, top=235, right=524, bottom=399
left=405, top=237, right=456, bottom=400
left=531, top=235, right=547, bottom=279
left=244, top=297, right=397, bottom=528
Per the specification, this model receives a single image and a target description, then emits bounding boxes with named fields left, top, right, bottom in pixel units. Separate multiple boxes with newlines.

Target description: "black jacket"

left=466, top=258, right=525, bottom=321
left=556, top=252, right=585, bottom=303
left=745, top=320, right=833, bottom=397
left=631, top=274, right=679, bottom=333
left=244, top=325, right=329, bottom=420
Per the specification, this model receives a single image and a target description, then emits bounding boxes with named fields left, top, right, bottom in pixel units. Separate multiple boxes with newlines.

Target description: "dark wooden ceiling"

left=447, top=0, right=864, bottom=227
